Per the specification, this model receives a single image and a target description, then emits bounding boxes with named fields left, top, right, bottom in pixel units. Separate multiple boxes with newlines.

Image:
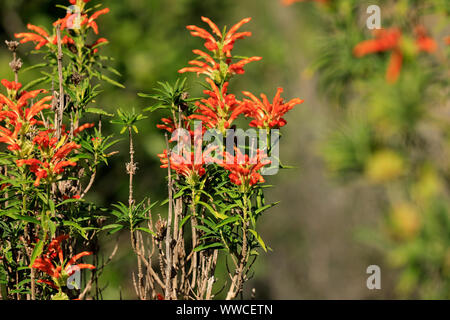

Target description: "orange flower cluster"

left=54, top=7, right=110, bottom=34
left=15, top=24, right=74, bottom=50
left=186, top=79, right=303, bottom=132
left=158, top=145, right=216, bottom=186
left=189, top=78, right=246, bottom=133
left=158, top=17, right=303, bottom=189
left=0, top=79, right=52, bottom=151
left=178, top=17, right=262, bottom=80
left=16, top=140, right=80, bottom=187
left=242, top=88, right=304, bottom=129
left=32, top=235, right=95, bottom=290
left=158, top=149, right=206, bottom=180
left=353, top=27, right=437, bottom=83
left=219, top=148, right=271, bottom=190
left=15, top=0, right=109, bottom=52
left=0, top=79, right=92, bottom=186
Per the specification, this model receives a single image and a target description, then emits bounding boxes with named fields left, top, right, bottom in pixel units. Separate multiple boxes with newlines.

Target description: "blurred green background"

left=1, top=0, right=439, bottom=299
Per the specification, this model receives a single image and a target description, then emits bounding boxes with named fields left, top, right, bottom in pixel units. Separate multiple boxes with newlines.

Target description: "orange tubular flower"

left=414, top=25, right=437, bottom=53
left=0, top=123, right=22, bottom=151
left=70, top=0, right=91, bottom=4
left=189, top=78, right=246, bottom=133
left=53, top=142, right=81, bottom=161
left=90, top=37, right=108, bottom=53
left=179, top=17, right=262, bottom=80
left=158, top=149, right=206, bottom=179
left=179, top=49, right=220, bottom=78
left=156, top=117, right=180, bottom=134
left=73, top=122, right=95, bottom=136
left=0, top=82, right=53, bottom=153
left=187, top=16, right=252, bottom=57
left=228, top=56, right=262, bottom=75
left=353, top=28, right=402, bottom=83
left=158, top=145, right=216, bottom=185
left=33, top=129, right=58, bottom=150
left=353, top=28, right=402, bottom=58
left=82, top=8, right=110, bottom=34
left=0, top=89, right=52, bottom=125
left=32, top=235, right=95, bottom=290
left=1, top=79, right=22, bottom=92
left=16, top=138, right=80, bottom=186
left=281, top=0, right=328, bottom=6
left=353, top=27, right=437, bottom=83
left=219, top=148, right=271, bottom=190
left=242, top=88, right=304, bottom=129
left=54, top=7, right=109, bottom=35
left=14, top=24, right=51, bottom=50
left=156, top=116, right=198, bottom=141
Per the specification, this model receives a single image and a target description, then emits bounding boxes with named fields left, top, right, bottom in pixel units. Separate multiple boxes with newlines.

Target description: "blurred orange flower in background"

left=353, top=27, right=437, bottom=83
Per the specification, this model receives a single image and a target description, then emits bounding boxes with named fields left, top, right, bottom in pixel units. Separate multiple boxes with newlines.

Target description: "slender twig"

left=78, top=239, right=119, bottom=300
left=55, top=27, right=64, bottom=139
left=164, top=133, right=174, bottom=299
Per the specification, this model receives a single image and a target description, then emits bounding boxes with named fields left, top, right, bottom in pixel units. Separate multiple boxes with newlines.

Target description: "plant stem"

left=128, top=127, right=135, bottom=209
left=164, top=133, right=174, bottom=299
left=56, top=27, right=64, bottom=139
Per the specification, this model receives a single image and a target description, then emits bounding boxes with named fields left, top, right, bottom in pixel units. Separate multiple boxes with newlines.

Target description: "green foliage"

left=110, top=108, right=147, bottom=134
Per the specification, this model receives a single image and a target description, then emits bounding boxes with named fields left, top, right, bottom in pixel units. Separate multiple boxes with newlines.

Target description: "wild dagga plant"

left=128, top=16, right=303, bottom=300
left=0, top=0, right=120, bottom=300
left=284, top=0, right=449, bottom=298
left=1, top=3, right=303, bottom=300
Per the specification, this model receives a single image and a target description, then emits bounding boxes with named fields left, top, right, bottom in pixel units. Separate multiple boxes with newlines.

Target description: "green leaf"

left=193, top=242, right=223, bottom=252
left=99, top=74, right=125, bottom=88
left=63, top=221, right=88, bottom=239
left=194, top=225, right=214, bottom=234
left=198, top=201, right=228, bottom=220
left=6, top=213, right=40, bottom=225
left=215, top=215, right=240, bottom=229
left=49, top=199, right=56, bottom=216
left=137, top=92, right=153, bottom=98
left=254, top=201, right=280, bottom=216
left=142, top=103, right=168, bottom=113
left=20, top=63, right=47, bottom=73
left=101, top=224, right=123, bottom=231
left=48, top=220, right=56, bottom=237
left=179, top=214, right=192, bottom=229
left=249, top=229, right=267, bottom=252
left=85, top=107, right=114, bottom=117
left=51, top=292, right=69, bottom=300
left=21, top=76, right=48, bottom=92
left=136, top=227, right=156, bottom=236
left=56, top=198, right=84, bottom=207
left=29, top=240, right=44, bottom=268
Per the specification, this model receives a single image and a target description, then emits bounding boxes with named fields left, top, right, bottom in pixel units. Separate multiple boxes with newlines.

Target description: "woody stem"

left=128, top=127, right=135, bottom=209
left=56, top=27, right=64, bottom=139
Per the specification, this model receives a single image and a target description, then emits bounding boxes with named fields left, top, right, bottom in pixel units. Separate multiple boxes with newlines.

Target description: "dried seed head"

left=9, top=58, right=23, bottom=73
left=5, top=40, right=19, bottom=52
left=126, top=162, right=138, bottom=175
left=70, top=72, right=84, bottom=86
left=178, top=92, right=190, bottom=112
left=181, top=92, right=190, bottom=100
left=68, top=43, right=78, bottom=54
left=155, top=219, right=167, bottom=241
